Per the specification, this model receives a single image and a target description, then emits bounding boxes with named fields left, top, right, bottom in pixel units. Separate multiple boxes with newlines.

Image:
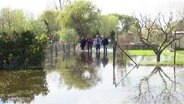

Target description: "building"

left=171, top=31, right=184, bottom=50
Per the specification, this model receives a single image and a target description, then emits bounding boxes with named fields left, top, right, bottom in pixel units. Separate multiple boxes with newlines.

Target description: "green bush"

left=0, top=30, right=49, bottom=69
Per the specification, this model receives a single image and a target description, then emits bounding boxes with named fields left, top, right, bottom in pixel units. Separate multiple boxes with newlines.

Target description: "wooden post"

left=113, top=40, right=116, bottom=87
left=174, top=31, right=176, bottom=65
left=174, top=66, right=176, bottom=91
left=113, top=41, right=116, bottom=67
left=116, top=43, right=137, bottom=66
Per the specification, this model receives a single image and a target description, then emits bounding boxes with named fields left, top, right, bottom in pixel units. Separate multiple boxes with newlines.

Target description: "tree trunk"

left=156, top=52, right=161, bottom=62
left=59, top=0, right=62, bottom=10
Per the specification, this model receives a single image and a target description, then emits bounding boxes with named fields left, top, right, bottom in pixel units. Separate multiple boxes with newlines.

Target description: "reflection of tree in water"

left=0, top=70, right=48, bottom=104
left=58, top=52, right=100, bottom=90
left=134, top=66, right=184, bottom=104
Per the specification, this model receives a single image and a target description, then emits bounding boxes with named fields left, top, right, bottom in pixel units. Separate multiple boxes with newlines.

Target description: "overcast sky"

left=0, top=0, right=184, bottom=18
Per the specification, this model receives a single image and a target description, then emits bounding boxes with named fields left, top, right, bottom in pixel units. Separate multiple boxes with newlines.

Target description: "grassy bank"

left=126, top=50, right=184, bottom=66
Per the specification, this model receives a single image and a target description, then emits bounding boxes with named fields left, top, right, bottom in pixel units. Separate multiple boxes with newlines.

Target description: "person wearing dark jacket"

left=86, top=35, right=93, bottom=52
left=101, top=35, right=109, bottom=53
left=80, top=36, right=86, bottom=50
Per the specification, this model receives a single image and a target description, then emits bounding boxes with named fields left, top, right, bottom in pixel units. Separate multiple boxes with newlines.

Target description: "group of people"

left=80, top=35, right=109, bottom=53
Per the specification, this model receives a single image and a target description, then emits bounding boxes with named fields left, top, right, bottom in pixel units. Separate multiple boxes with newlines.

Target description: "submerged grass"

left=127, top=50, right=184, bottom=66
left=127, top=50, right=154, bottom=56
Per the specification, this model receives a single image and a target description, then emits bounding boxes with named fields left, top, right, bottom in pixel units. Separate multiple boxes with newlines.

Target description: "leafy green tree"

left=57, top=0, right=100, bottom=37
left=118, top=15, right=138, bottom=32
left=0, top=8, right=26, bottom=33
left=110, top=30, right=116, bottom=43
left=0, top=8, right=49, bottom=69
left=40, top=10, right=60, bottom=35
left=24, top=20, right=48, bottom=36
left=98, top=14, right=119, bottom=37
left=0, top=30, right=49, bottom=69
left=57, top=28, right=77, bottom=43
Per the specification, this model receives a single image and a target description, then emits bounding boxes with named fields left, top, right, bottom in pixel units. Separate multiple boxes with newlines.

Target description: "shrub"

left=0, top=30, right=49, bottom=69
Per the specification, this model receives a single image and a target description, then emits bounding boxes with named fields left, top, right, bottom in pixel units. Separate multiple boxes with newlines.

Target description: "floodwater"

left=0, top=49, right=184, bottom=104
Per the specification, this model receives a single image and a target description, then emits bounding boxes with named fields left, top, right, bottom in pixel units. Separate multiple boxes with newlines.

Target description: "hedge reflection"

left=0, top=70, right=48, bottom=103
left=58, top=52, right=100, bottom=90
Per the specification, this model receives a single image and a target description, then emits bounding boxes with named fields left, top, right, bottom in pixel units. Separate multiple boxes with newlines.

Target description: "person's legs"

left=96, top=44, right=100, bottom=52
left=96, top=44, right=98, bottom=52
left=105, top=45, right=107, bottom=53
left=90, top=44, right=92, bottom=51
left=81, top=44, right=84, bottom=50
left=98, top=44, right=100, bottom=52
left=81, top=45, right=84, bottom=50
left=87, top=43, right=90, bottom=52
left=103, top=45, right=105, bottom=53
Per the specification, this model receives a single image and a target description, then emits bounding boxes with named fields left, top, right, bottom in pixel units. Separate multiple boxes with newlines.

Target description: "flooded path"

left=0, top=49, right=184, bottom=104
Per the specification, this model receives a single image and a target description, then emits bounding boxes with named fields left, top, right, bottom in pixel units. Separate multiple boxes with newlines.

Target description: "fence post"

left=174, top=31, right=176, bottom=65
left=113, top=40, right=117, bottom=87
left=113, top=41, right=116, bottom=67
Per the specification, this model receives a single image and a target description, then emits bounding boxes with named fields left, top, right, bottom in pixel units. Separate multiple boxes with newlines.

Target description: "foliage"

left=0, top=8, right=50, bottom=69
left=110, top=30, right=116, bottom=43
left=24, top=20, right=48, bottom=36
left=0, top=30, right=49, bottom=69
left=98, top=14, right=119, bottom=36
left=57, top=28, right=77, bottom=43
left=0, top=70, right=48, bottom=103
left=111, top=14, right=138, bottom=32
left=0, top=8, right=26, bottom=34
left=119, top=15, right=138, bottom=32
left=57, top=53, right=100, bottom=90
left=57, top=0, right=100, bottom=37
left=39, top=10, right=60, bottom=35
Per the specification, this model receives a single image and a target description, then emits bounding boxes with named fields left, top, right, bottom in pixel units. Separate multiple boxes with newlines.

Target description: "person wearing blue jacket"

left=94, top=35, right=101, bottom=53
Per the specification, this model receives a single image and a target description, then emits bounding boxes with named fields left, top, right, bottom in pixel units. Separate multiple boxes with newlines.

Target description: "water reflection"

left=134, top=66, right=184, bottom=104
left=79, top=52, right=93, bottom=66
left=87, top=52, right=93, bottom=65
left=95, top=52, right=101, bottom=67
left=36, top=50, right=184, bottom=104
left=101, top=53, right=109, bottom=67
left=57, top=52, right=100, bottom=90
left=0, top=70, right=48, bottom=104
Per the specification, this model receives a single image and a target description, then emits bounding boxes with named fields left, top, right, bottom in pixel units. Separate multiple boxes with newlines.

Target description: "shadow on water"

left=0, top=70, right=48, bottom=104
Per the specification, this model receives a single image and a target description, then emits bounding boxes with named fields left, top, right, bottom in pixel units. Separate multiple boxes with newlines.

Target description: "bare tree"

left=49, top=0, right=71, bottom=10
left=137, top=14, right=183, bottom=62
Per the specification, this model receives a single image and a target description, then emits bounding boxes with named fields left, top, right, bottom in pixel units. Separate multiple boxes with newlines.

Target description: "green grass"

left=127, top=50, right=154, bottom=56
left=127, top=50, right=184, bottom=66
